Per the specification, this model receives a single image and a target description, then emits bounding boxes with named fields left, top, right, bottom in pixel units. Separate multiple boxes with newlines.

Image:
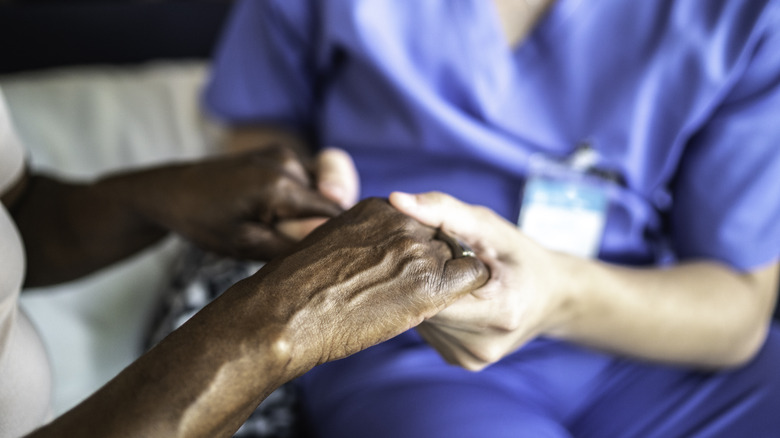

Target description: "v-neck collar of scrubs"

left=444, top=0, right=586, bottom=159
left=484, top=0, right=585, bottom=58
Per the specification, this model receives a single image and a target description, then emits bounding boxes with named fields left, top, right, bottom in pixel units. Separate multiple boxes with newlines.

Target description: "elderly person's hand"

left=12, top=145, right=355, bottom=286
left=111, top=145, right=347, bottom=260
left=234, top=197, right=490, bottom=374
left=219, top=125, right=361, bottom=243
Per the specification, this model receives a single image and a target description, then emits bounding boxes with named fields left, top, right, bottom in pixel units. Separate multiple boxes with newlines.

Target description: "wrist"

left=96, top=166, right=175, bottom=237
left=542, top=251, right=591, bottom=339
left=214, top=271, right=315, bottom=383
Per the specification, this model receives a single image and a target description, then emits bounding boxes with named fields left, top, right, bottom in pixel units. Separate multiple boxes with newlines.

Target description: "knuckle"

left=469, top=344, right=505, bottom=366
left=473, top=205, right=494, bottom=221
left=396, top=235, right=430, bottom=260
left=393, top=242, right=440, bottom=288
left=429, top=191, right=449, bottom=203
left=263, top=142, right=291, bottom=157
left=493, top=308, right=523, bottom=332
left=258, top=144, right=301, bottom=168
left=441, top=349, right=490, bottom=371
left=279, top=151, right=301, bottom=169
left=267, top=174, right=299, bottom=197
left=462, top=360, right=490, bottom=372
left=271, top=174, right=290, bottom=190
left=398, top=215, right=422, bottom=232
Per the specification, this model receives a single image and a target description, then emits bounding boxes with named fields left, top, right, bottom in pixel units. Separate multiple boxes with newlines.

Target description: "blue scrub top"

left=205, top=0, right=780, bottom=270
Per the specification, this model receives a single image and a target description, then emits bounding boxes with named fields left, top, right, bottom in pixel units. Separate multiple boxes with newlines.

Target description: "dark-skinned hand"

left=113, top=145, right=343, bottom=260
left=223, top=197, right=491, bottom=377
left=10, top=145, right=347, bottom=286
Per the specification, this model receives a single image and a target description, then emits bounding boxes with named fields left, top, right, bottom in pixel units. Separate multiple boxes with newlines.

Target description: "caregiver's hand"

left=390, top=191, right=573, bottom=371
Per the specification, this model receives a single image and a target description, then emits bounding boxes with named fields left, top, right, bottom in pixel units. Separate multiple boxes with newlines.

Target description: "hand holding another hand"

left=237, top=197, right=489, bottom=376
left=390, top=191, right=574, bottom=371
left=275, top=147, right=360, bottom=240
left=117, top=145, right=351, bottom=260
left=27, top=197, right=487, bottom=437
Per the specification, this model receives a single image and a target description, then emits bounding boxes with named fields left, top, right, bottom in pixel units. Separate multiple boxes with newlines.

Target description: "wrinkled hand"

left=390, top=191, right=571, bottom=370
left=242, top=197, right=490, bottom=376
left=126, top=146, right=343, bottom=260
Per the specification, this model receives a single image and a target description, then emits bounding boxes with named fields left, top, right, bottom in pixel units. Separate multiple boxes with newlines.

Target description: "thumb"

left=390, top=191, right=520, bottom=256
left=390, top=191, right=482, bottom=241
left=317, top=148, right=360, bottom=209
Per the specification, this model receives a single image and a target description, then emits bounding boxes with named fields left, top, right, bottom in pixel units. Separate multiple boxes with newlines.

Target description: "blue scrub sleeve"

left=671, top=11, right=780, bottom=271
left=203, top=0, right=315, bottom=129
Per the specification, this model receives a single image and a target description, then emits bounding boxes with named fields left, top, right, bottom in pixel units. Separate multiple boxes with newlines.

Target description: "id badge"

left=518, top=149, right=610, bottom=258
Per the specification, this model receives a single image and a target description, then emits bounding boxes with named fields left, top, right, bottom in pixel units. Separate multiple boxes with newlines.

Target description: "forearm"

left=27, top=277, right=294, bottom=438
left=550, top=257, right=779, bottom=368
left=24, top=198, right=488, bottom=436
left=390, top=191, right=779, bottom=370
left=13, top=174, right=168, bottom=287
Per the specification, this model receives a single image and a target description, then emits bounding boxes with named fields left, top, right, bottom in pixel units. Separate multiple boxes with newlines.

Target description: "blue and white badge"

left=518, top=146, right=611, bottom=258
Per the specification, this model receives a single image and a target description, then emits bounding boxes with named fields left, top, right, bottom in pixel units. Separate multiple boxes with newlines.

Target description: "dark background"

left=0, top=0, right=234, bottom=74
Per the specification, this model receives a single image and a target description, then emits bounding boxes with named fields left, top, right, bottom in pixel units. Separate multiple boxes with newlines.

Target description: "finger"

left=434, top=256, right=490, bottom=309
left=435, top=229, right=475, bottom=259
left=258, top=144, right=311, bottom=186
left=415, top=324, right=462, bottom=366
left=390, top=191, right=485, bottom=245
left=276, top=217, right=329, bottom=241
left=317, top=148, right=360, bottom=208
left=416, top=324, right=488, bottom=371
left=390, top=191, right=514, bottom=251
left=390, top=191, right=470, bottom=229
left=280, top=182, right=344, bottom=219
left=233, top=222, right=295, bottom=260
left=425, top=294, right=485, bottom=329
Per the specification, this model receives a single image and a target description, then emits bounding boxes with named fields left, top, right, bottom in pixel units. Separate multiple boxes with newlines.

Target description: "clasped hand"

left=390, top=191, right=573, bottom=371
left=226, top=198, right=490, bottom=376
left=122, top=145, right=357, bottom=260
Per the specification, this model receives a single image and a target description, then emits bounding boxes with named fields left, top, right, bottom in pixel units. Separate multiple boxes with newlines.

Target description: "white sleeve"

left=0, top=89, right=51, bottom=437
left=0, top=90, right=25, bottom=195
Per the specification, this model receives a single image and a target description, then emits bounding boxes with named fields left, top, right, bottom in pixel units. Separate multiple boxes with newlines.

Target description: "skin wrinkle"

left=287, top=250, right=428, bottom=363
left=256, top=198, right=478, bottom=370
left=266, top=204, right=472, bottom=366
